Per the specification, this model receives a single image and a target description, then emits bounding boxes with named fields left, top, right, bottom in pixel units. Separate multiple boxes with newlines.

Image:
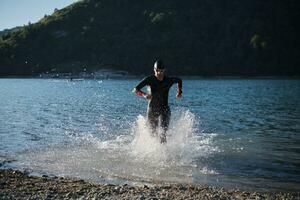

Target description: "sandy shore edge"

left=0, top=169, right=297, bottom=199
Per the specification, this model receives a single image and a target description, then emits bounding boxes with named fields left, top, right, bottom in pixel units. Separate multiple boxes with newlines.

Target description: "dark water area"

left=0, top=78, right=299, bottom=191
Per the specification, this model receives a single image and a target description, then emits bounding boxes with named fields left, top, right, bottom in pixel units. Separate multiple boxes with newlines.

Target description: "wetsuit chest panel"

left=148, top=76, right=173, bottom=109
left=151, top=79, right=171, bottom=93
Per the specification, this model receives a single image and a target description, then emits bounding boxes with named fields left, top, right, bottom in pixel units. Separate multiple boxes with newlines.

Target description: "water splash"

left=129, top=110, right=212, bottom=166
left=13, top=109, right=219, bottom=184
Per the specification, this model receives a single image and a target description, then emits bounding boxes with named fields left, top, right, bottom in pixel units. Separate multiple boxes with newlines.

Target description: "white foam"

left=129, top=110, right=218, bottom=166
left=16, top=109, right=219, bottom=184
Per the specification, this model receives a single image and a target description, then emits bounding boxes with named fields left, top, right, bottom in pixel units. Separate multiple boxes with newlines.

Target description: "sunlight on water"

left=16, top=109, right=219, bottom=184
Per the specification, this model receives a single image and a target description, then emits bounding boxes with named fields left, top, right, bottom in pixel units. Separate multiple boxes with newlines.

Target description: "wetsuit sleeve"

left=172, top=77, right=182, bottom=93
left=133, top=76, right=150, bottom=96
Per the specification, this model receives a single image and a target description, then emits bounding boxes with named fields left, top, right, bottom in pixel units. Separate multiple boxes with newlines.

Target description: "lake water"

left=0, top=78, right=299, bottom=191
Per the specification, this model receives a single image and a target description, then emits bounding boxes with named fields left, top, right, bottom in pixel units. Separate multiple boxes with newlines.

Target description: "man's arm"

left=133, top=76, right=150, bottom=98
left=172, top=77, right=182, bottom=98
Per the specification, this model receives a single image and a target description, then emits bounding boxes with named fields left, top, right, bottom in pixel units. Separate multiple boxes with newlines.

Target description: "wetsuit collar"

left=154, top=74, right=165, bottom=82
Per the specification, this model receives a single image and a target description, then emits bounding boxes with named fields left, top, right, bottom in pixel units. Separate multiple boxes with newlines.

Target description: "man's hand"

left=144, top=94, right=152, bottom=100
left=176, top=91, right=182, bottom=99
left=133, top=88, right=152, bottom=100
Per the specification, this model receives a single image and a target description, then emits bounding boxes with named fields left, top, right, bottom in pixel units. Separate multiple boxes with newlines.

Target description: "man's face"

left=154, top=68, right=165, bottom=79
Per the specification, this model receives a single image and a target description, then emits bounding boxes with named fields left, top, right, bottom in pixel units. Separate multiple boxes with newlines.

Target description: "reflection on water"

left=0, top=78, right=299, bottom=191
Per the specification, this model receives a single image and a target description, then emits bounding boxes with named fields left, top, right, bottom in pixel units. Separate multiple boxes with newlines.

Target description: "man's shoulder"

left=143, top=74, right=155, bottom=81
left=169, top=76, right=181, bottom=80
left=166, top=76, right=182, bottom=84
left=164, top=76, right=176, bottom=81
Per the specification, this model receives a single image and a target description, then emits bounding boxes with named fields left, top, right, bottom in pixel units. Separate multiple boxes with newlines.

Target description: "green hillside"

left=0, top=27, right=22, bottom=37
left=0, top=0, right=299, bottom=76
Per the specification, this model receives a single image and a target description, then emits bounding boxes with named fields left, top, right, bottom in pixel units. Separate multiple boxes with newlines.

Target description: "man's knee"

left=161, top=112, right=171, bottom=131
left=148, top=112, right=158, bottom=130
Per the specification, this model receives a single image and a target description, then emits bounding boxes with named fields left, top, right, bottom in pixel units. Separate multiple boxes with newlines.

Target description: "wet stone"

left=143, top=185, right=150, bottom=189
left=0, top=169, right=298, bottom=200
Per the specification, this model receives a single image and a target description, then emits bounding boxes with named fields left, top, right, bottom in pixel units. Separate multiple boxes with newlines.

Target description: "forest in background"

left=0, top=0, right=299, bottom=76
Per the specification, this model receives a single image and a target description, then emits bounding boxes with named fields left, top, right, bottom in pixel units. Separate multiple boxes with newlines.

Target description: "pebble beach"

left=0, top=169, right=298, bottom=200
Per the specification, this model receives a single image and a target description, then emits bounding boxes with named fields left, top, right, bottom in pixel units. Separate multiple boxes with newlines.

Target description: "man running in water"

left=133, top=60, right=182, bottom=143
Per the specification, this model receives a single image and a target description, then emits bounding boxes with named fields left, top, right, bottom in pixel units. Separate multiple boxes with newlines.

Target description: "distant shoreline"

left=0, top=169, right=297, bottom=199
left=0, top=75, right=299, bottom=80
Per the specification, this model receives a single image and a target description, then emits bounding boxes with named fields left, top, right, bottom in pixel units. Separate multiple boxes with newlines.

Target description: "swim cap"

left=154, top=60, right=165, bottom=70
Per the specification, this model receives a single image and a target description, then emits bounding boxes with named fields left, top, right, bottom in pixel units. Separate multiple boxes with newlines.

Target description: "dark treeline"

left=0, top=0, right=299, bottom=76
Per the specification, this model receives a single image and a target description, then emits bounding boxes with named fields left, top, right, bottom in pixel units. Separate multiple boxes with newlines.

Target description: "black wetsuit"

left=135, top=75, right=182, bottom=133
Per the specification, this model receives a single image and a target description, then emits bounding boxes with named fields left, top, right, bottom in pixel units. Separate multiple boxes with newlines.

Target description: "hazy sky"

left=0, top=0, right=79, bottom=31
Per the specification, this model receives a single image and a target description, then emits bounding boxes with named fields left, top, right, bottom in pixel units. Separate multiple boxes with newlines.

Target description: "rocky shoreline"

left=0, top=169, right=298, bottom=199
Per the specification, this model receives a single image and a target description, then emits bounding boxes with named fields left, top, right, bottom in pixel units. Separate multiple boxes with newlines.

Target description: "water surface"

left=0, top=78, right=299, bottom=191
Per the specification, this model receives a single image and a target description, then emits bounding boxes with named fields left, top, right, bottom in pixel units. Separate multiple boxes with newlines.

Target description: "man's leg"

left=148, top=110, right=159, bottom=137
left=160, top=108, right=171, bottom=143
